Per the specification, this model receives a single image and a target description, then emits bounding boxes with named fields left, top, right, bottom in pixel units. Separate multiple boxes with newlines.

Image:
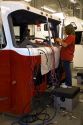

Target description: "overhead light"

left=41, top=6, right=56, bottom=13
left=24, top=0, right=32, bottom=2
left=69, top=0, right=77, bottom=3
left=76, top=7, right=80, bottom=9
left=52, top=12, right=65, bottom=19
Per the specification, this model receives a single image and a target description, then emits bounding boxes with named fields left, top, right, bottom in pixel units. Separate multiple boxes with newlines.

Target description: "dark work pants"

left=62, top=60, right=72, bottom=86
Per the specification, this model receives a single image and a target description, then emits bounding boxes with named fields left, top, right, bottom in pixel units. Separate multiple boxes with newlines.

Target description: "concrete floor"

left=0, top=69, right=83, bottom=125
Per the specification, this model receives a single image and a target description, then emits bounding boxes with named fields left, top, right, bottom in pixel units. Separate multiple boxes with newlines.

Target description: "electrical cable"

left=11, top=90, right=56, bottom=125
left=40, top=110, right=56, bottom=125
left=11, top=96, right=45, bottom=125
left=27, top=47, right=31, bottom=55
left=48, top=46, right=59, bottom=87
left=11, top=114, right=38, bottom=125
left=34, top=104, right=56, bottom=125
left=38, top=49, right=48, bottom=63
left=43, top=47, right=52, bottom=70
left=37, top=48, right=51, bottom=79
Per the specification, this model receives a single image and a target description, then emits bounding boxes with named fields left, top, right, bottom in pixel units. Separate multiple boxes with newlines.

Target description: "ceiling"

left=30, top=0, right=83, bottom=19
left=2, top=0, right=83, bottom=19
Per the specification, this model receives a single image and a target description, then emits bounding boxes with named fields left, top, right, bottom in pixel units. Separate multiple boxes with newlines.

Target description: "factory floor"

left=0, top=68, right=83, bottom=125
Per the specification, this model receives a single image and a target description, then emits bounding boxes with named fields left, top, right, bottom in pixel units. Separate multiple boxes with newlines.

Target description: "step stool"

left=53, top=86, right=80, bottom=112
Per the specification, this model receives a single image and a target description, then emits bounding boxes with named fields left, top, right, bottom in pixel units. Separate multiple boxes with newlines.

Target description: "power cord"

left=11, top=91, right=56, bottom=125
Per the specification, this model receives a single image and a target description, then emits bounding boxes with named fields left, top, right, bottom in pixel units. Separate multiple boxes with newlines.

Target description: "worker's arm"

left=55, top=38, right=67, bottom=47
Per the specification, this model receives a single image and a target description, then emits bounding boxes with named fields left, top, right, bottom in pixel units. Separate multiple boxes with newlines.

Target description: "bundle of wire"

left=11, top=91, right=57, bottom=125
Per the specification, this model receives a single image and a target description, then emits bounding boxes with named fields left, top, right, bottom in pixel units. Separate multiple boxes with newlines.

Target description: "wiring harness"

left=11, top=91, right=57, bottom=125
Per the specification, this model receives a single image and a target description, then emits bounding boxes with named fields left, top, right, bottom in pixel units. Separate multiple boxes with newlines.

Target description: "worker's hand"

left=54, top=38, right=62, bottom=45
left=55, top=38, right=68, bottom=47
left=55, top=38, right=62, bottom=42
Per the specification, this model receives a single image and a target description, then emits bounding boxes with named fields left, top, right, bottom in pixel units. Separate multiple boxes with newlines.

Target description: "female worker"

left=55, top=24, right=75, bottom=88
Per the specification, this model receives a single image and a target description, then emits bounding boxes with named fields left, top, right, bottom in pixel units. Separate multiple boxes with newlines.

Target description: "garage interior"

left=0, top=0, right=83, bottom=125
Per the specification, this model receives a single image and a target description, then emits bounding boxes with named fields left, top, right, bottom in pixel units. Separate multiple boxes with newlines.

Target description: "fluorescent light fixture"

left=24, top=0, right=31, bottom=2
left=76, top=7, right=80, bottom=9
left=69, top=0, right=77, bottom=3
left=52, top=12, right=65, bottom=19
left=41, top=6, right=56, bottom=13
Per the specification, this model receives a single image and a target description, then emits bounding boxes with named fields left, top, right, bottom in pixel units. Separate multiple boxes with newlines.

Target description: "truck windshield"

left=8, top=9, right=60, bottom=48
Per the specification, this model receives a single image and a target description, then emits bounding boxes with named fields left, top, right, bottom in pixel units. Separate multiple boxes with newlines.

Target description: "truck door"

left=0, top=11, right=11, bottom=112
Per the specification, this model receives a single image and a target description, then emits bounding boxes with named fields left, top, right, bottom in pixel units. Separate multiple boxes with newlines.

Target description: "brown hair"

left=65, top=24, right=75, bottom=35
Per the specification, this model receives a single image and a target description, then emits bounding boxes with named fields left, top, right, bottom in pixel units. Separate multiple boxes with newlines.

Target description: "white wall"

left=73, top=45, right=83, bottom=68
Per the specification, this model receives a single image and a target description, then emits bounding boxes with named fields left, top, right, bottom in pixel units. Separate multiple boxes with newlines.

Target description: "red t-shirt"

left=60, top=35, right=75, bottom=61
